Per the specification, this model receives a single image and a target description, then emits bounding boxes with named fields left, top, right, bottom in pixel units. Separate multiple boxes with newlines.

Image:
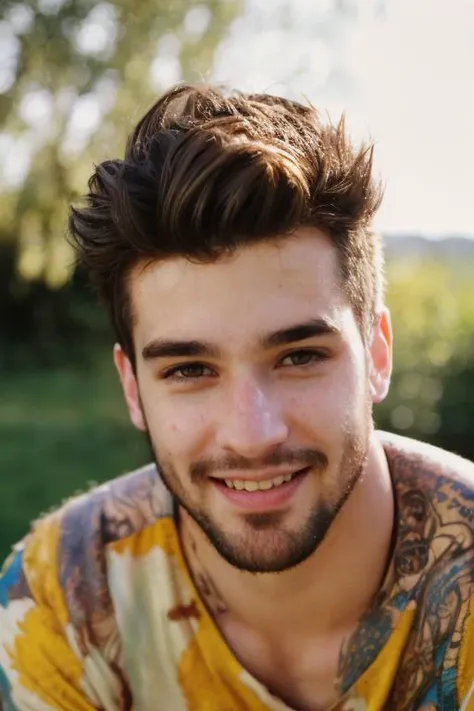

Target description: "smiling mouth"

left=214, top=467, right=310, bottom=492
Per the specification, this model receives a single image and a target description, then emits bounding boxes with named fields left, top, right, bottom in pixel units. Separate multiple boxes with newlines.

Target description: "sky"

left=1, top=0, right=473, bottom=237
left=212, top=0, right=474, bottom=237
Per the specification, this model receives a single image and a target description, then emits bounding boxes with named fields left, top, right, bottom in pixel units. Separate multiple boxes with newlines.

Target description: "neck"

left=179, top=435, right=395, bottom=639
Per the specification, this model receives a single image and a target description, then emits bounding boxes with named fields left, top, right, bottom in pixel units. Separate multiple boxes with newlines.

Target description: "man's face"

left=116, top=229, right=392, bottom=573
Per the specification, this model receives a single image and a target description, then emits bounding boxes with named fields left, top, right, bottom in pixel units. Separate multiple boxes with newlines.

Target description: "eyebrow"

left=142, top=339, right=221, bottom=361
left=260, top=318, right=341, bottom=348
left=142, top=318, right=340, bottom=362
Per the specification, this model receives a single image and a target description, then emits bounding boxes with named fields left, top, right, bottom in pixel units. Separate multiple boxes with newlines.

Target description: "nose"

left=215, top=376, right=289, bottom=458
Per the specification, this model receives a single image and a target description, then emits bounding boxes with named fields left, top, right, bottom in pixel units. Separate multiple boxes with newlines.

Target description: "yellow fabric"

left=0, top=516, right=98, bottom=711
left=353, top=603, right=417, bottom=710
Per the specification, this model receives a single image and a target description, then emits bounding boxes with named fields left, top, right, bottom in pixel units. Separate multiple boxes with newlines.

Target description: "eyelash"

left=161, top=349, right=329, bottom=382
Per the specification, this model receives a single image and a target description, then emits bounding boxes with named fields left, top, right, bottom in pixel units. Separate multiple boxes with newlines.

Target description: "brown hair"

left=69, top=83, right=384, bottom=363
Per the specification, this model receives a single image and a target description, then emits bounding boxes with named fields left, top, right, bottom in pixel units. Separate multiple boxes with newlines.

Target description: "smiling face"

left=115, top=228, right=392, bottom=572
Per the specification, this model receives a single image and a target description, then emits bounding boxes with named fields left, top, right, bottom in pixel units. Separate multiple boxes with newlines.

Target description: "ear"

left=368, top=308, right=393, bottom=404
left=113, top=344, right=146, bottom=431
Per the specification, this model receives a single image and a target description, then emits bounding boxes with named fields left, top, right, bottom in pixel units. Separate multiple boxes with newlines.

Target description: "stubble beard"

left=143, top=416, right=371, bottom=574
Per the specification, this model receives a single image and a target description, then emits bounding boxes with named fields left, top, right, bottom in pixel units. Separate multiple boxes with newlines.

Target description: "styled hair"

left=69, top=83, right=384, bottom=362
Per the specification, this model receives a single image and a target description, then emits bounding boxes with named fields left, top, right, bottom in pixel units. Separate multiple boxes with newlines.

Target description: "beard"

left=143, top=407, right=372, bottom=574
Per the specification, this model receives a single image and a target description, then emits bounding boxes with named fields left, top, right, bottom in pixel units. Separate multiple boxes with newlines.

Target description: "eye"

left=162, top=363, right=215, bottom=382
left=278, top=349, right=329, bottom=368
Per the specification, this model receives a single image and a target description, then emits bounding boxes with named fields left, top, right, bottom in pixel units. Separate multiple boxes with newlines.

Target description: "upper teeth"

left=224, top=473, right=294, bottom=491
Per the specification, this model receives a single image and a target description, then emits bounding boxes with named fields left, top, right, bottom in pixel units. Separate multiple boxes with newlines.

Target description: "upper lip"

left=211, top=467, right=308, bottom=482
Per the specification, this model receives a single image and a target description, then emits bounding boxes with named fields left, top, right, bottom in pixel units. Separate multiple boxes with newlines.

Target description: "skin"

left=115, top=227, right=394, bottom=711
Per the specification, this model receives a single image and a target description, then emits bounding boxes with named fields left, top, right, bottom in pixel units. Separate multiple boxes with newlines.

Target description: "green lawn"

left=0, top=357, right=148, bottom=560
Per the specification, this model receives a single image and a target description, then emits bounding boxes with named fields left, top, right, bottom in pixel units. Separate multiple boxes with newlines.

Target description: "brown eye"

left=163, top=363, right=215, bottom=381
left=279, top=350, right=328, bottom=368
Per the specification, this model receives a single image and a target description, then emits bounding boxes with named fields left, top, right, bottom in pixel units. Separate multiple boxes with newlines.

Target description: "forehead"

left=130, top=229, right=350, bottom=347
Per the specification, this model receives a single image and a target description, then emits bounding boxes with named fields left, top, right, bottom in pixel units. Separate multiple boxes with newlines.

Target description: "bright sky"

left=1, top=0, right=473, bottom=236
left=212, top=0, right=474, bottom=236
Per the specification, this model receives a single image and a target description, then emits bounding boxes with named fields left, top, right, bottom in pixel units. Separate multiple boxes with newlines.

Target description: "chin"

left=194, top=507, right=335, bottom=574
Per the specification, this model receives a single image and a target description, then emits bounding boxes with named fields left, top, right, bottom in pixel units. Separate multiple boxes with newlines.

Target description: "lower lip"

left=212, top=468, right=310, bottom=511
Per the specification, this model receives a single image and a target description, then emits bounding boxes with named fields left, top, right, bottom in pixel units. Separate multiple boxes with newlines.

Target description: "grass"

left=0, top=355, right=148, bottom=560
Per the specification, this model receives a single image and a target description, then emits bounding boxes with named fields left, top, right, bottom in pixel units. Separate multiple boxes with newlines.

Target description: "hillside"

left=383, top=234, right=474, bottom=261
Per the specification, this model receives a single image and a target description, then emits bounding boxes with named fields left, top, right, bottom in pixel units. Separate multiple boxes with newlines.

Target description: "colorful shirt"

left=1, top=432, right=474, bottom=711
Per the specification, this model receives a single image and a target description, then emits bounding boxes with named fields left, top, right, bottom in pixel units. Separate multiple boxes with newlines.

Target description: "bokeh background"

left=1, top=0, right=473, bottom=559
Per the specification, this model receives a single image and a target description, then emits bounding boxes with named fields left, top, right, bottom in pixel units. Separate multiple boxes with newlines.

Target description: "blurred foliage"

left=375, top=259, right=474, bottom=459
left=0, top=0, right=240, bottom=287
left=0, top=241, right=111, bottom=368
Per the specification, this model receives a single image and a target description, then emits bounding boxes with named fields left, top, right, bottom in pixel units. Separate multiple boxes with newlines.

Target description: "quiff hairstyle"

left=69, top=83, right=384, bottom=364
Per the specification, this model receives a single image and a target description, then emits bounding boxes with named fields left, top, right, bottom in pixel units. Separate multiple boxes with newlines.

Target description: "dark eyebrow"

left=261, top=319, right=341, bottom=349
left=142, top=319, right=340, bottom=362
left=142, top=339, right=222, bottom=361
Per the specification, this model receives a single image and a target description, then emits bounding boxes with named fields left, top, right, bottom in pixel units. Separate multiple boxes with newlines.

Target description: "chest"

left=219, top=619, right=346, bottom=711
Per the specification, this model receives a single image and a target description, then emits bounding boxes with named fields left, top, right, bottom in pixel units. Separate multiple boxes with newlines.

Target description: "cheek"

left=287, top=364, right=366, bottom=434
left=286, top=387, right=341, bottom=444
left=143, top=394, right=213, bottom=457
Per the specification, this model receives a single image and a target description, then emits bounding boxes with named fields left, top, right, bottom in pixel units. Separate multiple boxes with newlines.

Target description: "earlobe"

left=113, top=344, right=146, bottom=431
left=369, top=308, right=393, bottom=404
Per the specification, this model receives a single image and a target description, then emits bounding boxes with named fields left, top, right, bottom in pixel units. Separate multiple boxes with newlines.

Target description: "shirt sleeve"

left=0, top=512, right=122, bottom=711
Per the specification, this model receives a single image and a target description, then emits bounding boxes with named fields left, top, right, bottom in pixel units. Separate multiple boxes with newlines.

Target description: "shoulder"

left=59, top=461, right=173, bottom=548
left=378, top=431, right=474, bottom=553
left=0, top=464, right=167, bottom=711
left=378, top=431, right=474, bottom=512
left=375, top=434, right=474, bottom=706
left=18, top=461, right=172, bottom=568
left=378, top=431, right=474, bottom=595
left=3, top=463, right=173, bottom=655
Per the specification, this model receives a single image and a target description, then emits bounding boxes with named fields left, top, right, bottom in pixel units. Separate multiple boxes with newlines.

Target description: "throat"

left=177, top=508, right=351, bottom=711
left=217, top=614, right=344, bottom=711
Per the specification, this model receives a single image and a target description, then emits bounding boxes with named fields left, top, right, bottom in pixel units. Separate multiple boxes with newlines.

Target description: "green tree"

left=375, top=258, right=474, bottom=460
left=0, top=0, right=240, bottom=284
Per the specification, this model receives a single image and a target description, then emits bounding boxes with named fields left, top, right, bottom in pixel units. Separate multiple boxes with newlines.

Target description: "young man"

left=1, top=84, right=473, bottom=711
